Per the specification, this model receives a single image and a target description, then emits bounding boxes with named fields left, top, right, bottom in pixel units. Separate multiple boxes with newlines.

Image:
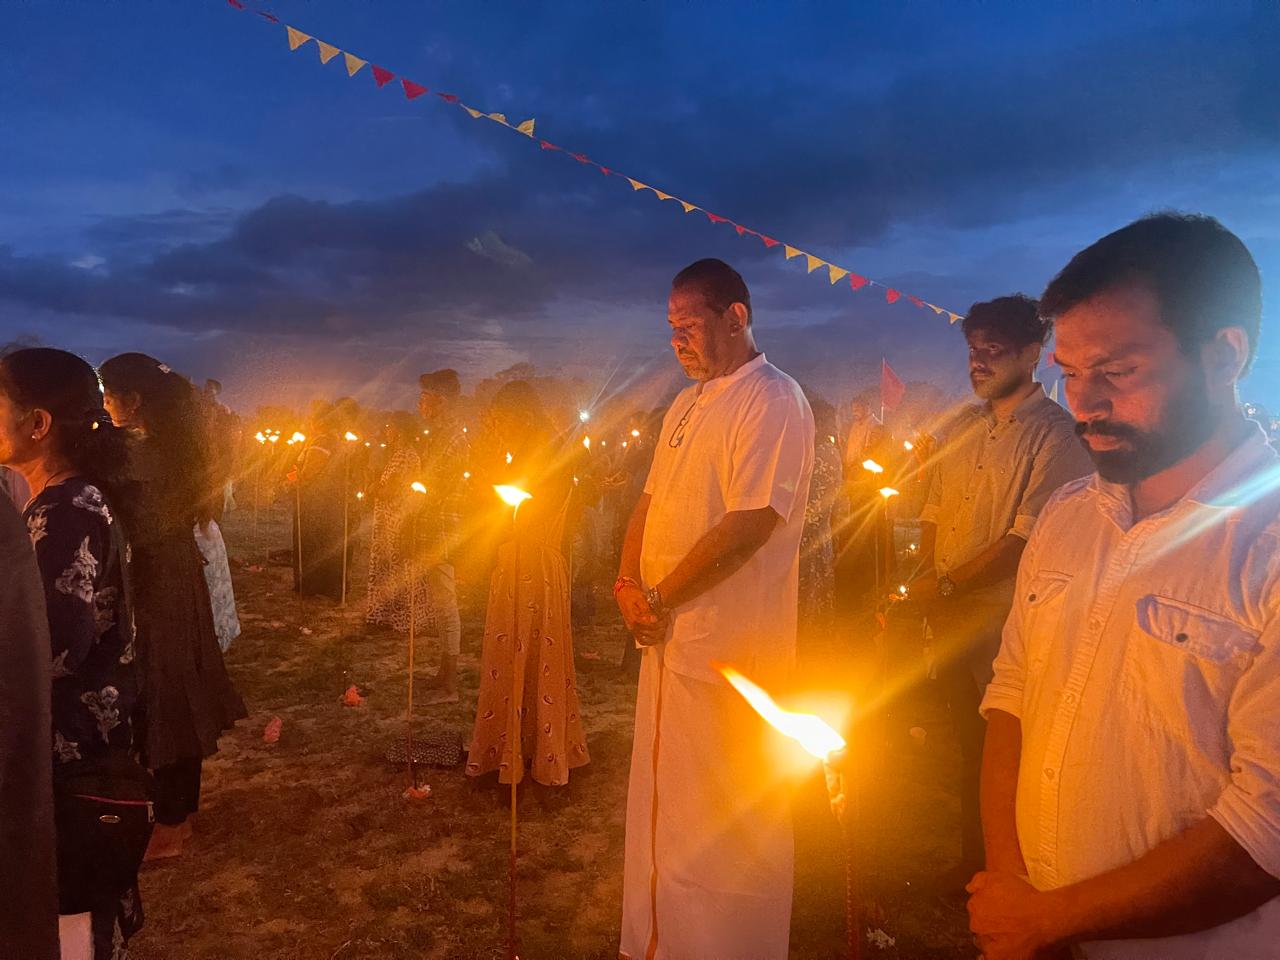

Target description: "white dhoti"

left=620, top=647, right=794, bottom=960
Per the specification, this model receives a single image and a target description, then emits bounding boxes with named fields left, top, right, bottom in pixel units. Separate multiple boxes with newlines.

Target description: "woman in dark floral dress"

left=0, top=348, right=143, bottom=959
left=100, top=353, right=246, bottom=862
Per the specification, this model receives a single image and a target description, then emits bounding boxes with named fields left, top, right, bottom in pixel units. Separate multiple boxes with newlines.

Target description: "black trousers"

left=939, top=662, right=987, bottom=871
left=153, top=757, right=202, bottom=825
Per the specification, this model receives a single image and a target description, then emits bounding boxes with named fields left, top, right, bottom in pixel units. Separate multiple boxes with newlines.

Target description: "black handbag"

left=53, top=753, right=155, bottom=914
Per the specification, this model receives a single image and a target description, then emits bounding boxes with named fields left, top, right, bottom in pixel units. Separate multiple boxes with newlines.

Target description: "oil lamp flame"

left=583, top=436, right=591, bottom=451
left=291, top=431, right=306, bottom=444
left=716, top=663, right=845, bottom=760
left=861, top=458, right=884, bottom=474
left=494, top=484, right=532, bottom=508
left=344, top=431, right=359, bottom=442
left=878, top=486, right=900, bottom=499
left=409, top=481, right=427, bottom=494
left=903, top=439, right=914, bottom=451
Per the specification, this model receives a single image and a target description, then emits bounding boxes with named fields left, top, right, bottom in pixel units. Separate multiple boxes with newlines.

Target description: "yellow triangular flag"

left=343, top=53, right=367, bottom=76
left=316, top=41, right=341, bottom=64
left=286, top=26, right=311, bottom=52
left=947, top=312, right=963, bottom=324
left=805, top=254, right=825, bottom=274
left=516, top=119, right=536, bottom=136
left=626, top=178, right=649, bottom=192
left=487, top=113, right=508, bottom=125
left=654, top=190, right=672, bottom=201
left=929, top=304, right=945, bottom=315
left=828, top=265, right=849, bottom=285
left=784, top=245, right=802, bottom=260
left=679, top=201, right=697, bottom=213
left=463, top=106, right=483, bottom=119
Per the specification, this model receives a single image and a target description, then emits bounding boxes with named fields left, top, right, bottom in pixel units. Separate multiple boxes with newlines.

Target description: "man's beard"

left=1075, top=379, right=1215, bottom=484
left=971, top=368, right=1023, bottom=401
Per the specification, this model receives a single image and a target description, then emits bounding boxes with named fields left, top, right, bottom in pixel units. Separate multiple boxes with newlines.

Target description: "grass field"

left=127, top=505, right=973, bottom=959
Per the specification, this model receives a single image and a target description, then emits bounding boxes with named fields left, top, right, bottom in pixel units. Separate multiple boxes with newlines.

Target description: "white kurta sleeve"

left=724, top=388, right=811, bottom=523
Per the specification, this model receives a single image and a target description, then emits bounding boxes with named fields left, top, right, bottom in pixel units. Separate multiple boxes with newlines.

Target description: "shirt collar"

left=697, top=352, right=767, bottom=399
left=1091, top=422, right=1279, bottom=527
left=982, top=383, right=1049, bottom=427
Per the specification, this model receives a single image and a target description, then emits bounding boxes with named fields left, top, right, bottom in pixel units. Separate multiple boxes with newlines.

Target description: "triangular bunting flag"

left=226, top=0, right=246, bottom=9
left=626, top=178, right=650, bottom=192
left=570, top=153, right=591, bottom=163
left=849, top=274, right=869, bottom=290
left=735, top=225, right=749, bottom=236
left=343, top=53, right=367, bottom=76
left=929, top=304, right=945, bottom=315
left=885, top=289, right=901, bottom=304
left=679, top=201, right=697, bottom=213
left=516, top=119, right=536, bottom=136
left=401, top=78, right=427, bottom=99
left=655, top=190, right=673, bottom=202
left=437, top=92, right=459, bottom=103
left=759, top=236, right=779, bottom=248
left=598, top=166, right=611, bottom=175
left=947, top=312, right=963, bottom=324
left=286, top=26, right=311, bottom=52
left=881, top=358, right=906, bottom=411
left=907, top=294, right=924, bottom=308
left=783, top=246, right=802, bottom=260
left=805, top=254, right=825, bottom=273
left=316, top=41, right=341, bottom=64
left=370, top=65, right=395, bottom=87
left=463, top=106, right=483, bottom=119
left=539, top=140, right=560, bottom=151
left=705, top=212, right=728, bottom=224
left=828, top=265, right=849, bottom=285
left=257, top=11, right=280, bottom=23
left=487, top=113, right=508, bottom=124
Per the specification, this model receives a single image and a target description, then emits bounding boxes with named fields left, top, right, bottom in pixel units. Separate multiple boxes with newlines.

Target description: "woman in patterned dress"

left=0, top=348, right=144, bottom=959
left=366, top=413, right=432, bottom=633
left=466, top=381, right=589, bottom=787
left=100, top=353, right=246, bottom=862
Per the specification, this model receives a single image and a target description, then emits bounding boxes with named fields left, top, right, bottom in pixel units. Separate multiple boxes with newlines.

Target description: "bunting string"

left=225, top=0, right=964, bottom=323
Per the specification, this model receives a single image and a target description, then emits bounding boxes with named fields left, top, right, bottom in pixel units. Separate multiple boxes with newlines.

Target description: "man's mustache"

left=1075, top=420, right=1139, bottom=440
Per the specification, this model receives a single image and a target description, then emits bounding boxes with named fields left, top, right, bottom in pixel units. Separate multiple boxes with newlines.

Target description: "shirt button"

left=1043, top=768, right=1056, bottom=781
left=1064, top=693, right=1076, bottom=705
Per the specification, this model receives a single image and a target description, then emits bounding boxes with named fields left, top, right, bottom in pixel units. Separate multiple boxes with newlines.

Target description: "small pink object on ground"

left=262, top=716, right=283, bottom=743
left=402, top=785, right=432, bottom=801
left=341, top=685, right=364, bottom=707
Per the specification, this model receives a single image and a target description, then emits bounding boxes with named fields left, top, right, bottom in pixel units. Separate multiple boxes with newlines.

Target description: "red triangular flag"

left=225, top=0, right=246, bottom=8
left=371, top=65, right=395, bottom=88
left=881, top=359, right=906, bottom=411
left=885, top=289, right=901, bottom=304
left=570, top=152, right=591, bottom=163
left=906, top=294, right=924, bottom=308
left=256, top=11, right=279, bottom=23
left=735, top=225, right=749, bottom=236
left=401, top=78, right=427, bottom=99
left=705, top=212, right=728, bottom=224
left=598, top=166, right=611, bottom=175
left=849, top=274, right=869, bottom=290
left=436, top=92, right=459, bottom=103
left=539, top=140, right=561, bottom=151
left=759, top=235, right=779, bottom=248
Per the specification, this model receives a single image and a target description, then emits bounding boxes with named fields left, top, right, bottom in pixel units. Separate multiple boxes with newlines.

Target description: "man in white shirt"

left=969, top=213, right=1280, bottom=959
left=616, top=258, right=814, bottom=960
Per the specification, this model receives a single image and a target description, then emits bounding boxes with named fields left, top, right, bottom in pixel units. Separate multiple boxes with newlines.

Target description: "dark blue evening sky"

left=2, top=0, right=1277, bottom=411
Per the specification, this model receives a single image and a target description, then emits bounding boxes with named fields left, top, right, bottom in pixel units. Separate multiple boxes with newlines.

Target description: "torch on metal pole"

left=826, top=751, right=860, bottom=960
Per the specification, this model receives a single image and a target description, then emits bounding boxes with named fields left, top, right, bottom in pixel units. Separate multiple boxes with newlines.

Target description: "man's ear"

left=1201, top=327, right=1250, bottom=391
left=726, top=302, right=749, bottom=335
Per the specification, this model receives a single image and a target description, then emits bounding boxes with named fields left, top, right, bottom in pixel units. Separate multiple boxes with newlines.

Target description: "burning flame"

left=356, top=491, right=364, bottom=500
left=579, top=410, right=591, bottom=423
left=344, top=431, right=359, bottom=442
left=410, top=481, right=427, bottom=494
left=291, top=432, right=306, bottom=444
left=861, top=458, right=884, bottom=474
left=494, top=484, right=532, bottom=509
left=903, top=439, right=914, bottom=452
left=254, top=431, right=266, bottom=444
left=505, top=451, right=514, bottom=465
left=630, top=429, right=641, bottom=438
left=716, top=663, right=845, bottom=760
left=878, top=486, right=900, bottom=499
left=463, top=471, right=471, bottom=480
left=583, top=436, right=591, bottom=451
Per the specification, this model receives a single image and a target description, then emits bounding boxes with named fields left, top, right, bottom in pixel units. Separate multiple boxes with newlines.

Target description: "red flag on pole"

left=881, top=359, right=906, bottom=412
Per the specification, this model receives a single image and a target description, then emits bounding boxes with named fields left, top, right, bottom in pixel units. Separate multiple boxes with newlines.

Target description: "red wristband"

left=613, top=576, right=640, bottom=597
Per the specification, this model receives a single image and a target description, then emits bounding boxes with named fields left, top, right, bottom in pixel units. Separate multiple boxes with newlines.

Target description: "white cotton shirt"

left=981, top=426, right=1280, bottom=959
left=642, top=353, right=815, bottom=685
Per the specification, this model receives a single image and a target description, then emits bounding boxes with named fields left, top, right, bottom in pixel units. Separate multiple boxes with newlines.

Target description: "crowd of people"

left=2, top=209, right=1279, bottom=960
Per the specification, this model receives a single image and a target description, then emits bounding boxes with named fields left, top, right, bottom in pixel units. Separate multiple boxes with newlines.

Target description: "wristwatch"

left=645, top=585, right=666, bottom=617
left=937, top=573, right=958, bottom=599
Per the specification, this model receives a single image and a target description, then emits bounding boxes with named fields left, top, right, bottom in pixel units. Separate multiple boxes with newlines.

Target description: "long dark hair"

left=0, top=348, right=134, bottom=513
left=98, top=352, right=216, bottom=526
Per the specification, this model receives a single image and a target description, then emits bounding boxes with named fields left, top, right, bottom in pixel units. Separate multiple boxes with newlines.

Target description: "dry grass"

left=127, top=506, right=972, bottom=959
